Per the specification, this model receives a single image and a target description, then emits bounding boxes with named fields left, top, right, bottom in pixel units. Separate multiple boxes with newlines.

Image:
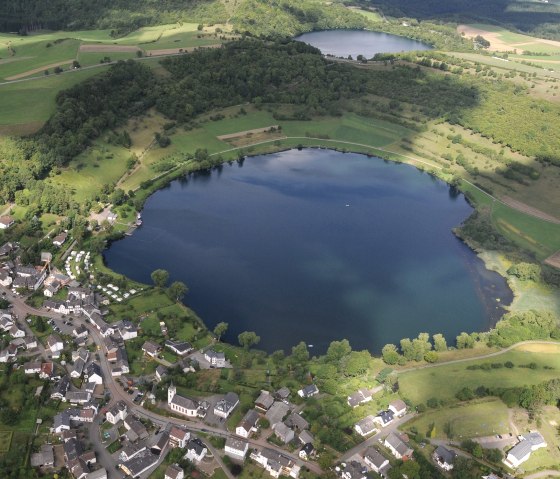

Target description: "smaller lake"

left=295, top=29, right=432, bottom=59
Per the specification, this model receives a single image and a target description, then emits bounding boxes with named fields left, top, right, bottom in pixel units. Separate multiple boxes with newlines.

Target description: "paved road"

left=525, top=471, right=560, bottom=479
left=339, top=413, right=415, bottom=462
left=87, top=416, right=121, bottom=479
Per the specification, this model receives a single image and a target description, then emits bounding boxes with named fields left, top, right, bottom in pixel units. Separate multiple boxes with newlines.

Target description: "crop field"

left=399, top=343, right=560, bottom=405
left=458, top=24, right=560, bottom=54
left=0, top=23, right=226, bottom=81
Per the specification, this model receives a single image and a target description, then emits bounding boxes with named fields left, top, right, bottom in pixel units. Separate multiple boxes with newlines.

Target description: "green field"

left=0, top=23, right=224, bottom=81
left=0, top=431, right=13, bottom=453
left=406, top=398, right=510, bottom=439
left=399, top=343, right=560, bottom=405
left=0, top=68, right=106, bottom=132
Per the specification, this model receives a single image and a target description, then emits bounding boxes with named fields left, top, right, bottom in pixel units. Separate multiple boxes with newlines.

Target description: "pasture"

left=405, top=398, right=510, bottom=439
left=399, top=343, right=560, bottom=405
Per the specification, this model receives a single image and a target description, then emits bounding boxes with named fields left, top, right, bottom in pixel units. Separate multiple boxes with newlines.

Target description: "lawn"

left=405, top=398, right=510, bottom=439
left=399, top=343, right=560, bottom=405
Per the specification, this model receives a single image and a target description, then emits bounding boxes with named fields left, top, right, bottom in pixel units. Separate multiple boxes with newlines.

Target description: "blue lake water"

left=104, top=149, right=512, bottom=353
left=295, top=29, right=432, bottom=58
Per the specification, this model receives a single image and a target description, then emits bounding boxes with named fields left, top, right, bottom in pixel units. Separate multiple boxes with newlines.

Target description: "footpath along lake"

left=104, top=149, right=513, bottom=353
left=295, top=29, right=432, bottom=59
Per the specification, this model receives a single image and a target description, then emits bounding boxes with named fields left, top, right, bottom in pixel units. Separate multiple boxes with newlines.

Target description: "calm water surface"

left=105, top=150, right=512, bottom=353
left=295, top=29, right=432, bottom=58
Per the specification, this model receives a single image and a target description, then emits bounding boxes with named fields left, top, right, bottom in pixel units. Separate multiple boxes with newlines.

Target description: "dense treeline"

left=157, top=39, right=479, bottom=122
left=367, top=0, right=560, bottom=40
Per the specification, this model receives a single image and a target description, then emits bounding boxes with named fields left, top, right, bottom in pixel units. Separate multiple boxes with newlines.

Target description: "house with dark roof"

left=341, top=460, right=368, bottom=479
left=142, top=340, right=161, bottom=358
left=299, top=442, right=314, bottom=460
left=124, top=416, right=149, bottom=442
left=165, top=339, right=193, bottom=356
left=236, top=409, right=260, bottom=438
left=214, top=392, right=239, bottom=419
left=106, top=401, right=127, bottom=424
left=184, top=438, right=207, bottom=463
left=255, top=390, right=275, bottom=411
left=374, top=410, right=394, bottom=428
left=363, top=447, right=390, bottom=475
left=285, top=412, right=309, bottom=431
left=151, top=431, right=170, bottom=456
left=433, top=445, right=457, bottom=471
left=119, top=451, right=159, bottom=478
left=297, top=384, right=319, bottom=398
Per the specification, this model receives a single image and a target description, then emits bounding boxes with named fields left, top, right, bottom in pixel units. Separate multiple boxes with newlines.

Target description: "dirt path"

left=5, top=60, right=74, bottom=80
left=217, top=125, right=280, bottom=140
left=116, top=138, right=156, bottom=187
left=79, top=44, right=140, bottom=53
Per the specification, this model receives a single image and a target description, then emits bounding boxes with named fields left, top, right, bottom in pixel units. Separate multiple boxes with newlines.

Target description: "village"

left=0, top=221, right=549, bottom=479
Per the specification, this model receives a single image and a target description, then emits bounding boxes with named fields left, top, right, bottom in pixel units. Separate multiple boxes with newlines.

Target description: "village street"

left=1, top=285, right=324, bottom=476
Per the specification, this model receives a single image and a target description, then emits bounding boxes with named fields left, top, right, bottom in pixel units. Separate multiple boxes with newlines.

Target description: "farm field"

left=399, top=342, right=560, bottom=405
left=458, top=24, right=560, bottom=54
left=0, top=23, right=227, bottom=81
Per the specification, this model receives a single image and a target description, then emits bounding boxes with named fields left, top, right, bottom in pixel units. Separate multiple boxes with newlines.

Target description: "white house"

left=388, top=399, right=407, bottom=417
left=225, top=437, right=249, bottom=459
left=363, top=447, right=389, bottom=474
left=236, top=409, right=260, bottom=438
left=297, top=384, right=319, bottom=398
left=168, top=384, right=199, bottom=417
left=504, top=432, right=547, bottom=469
left=9, top=324, right=25, bottom=338
left=204, top=349, right=226, bottom=367
left=250, top=448, right=300, bottom=478
left=0, top=216, right=15, bottom=229
left=46, top=334, right=64, bottom=353
left=214, top=392, right=239, bottom=419
left=24, top=361, right=42, bottom=374
left=384, top=432, right=413, bottom=460
left=354, top=416, right=377, bottom=437
left=106, top=401, right=128, bottom=424
left=169, top=427, right=190, bottom=449
left=433, top=445, right=457, bottom=471
left=184, top=438, right=207, bottom=463
left=347, top=388, right=372, bottom=408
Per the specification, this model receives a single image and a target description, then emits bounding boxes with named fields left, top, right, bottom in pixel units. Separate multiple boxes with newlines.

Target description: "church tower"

left=168, top=382, right=176, bottom=405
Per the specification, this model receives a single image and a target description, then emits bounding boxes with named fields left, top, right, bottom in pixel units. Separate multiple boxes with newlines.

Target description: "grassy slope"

left=399, top=343, right=560, bottom=404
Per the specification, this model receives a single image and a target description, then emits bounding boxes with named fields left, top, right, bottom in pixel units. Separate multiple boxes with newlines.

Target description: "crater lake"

left=104, top=149, right=512, bottom=353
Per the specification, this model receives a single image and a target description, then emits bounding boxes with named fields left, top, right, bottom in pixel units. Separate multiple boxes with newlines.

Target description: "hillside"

left=0, top=0, right=370, bottom=37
